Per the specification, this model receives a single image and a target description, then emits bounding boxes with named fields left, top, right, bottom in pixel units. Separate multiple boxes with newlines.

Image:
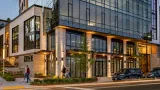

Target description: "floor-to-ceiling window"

left=12, top=26, right=19, bottom=53
left=111, top=57, right=123, bottom=74
left=59, top=0, right=152, bottom=39
left=92, top=35, right=107, bottom=53
left=66, top=56, right=86, bottom=77
left=92, top=56, right=107, bottom=77
left=127, top=58, right=137, bottom=68
left=111, top=39, right=123, bottom=54
left=24, top=16, right=40, bottom=50
left=66, top=30, right=84, bottom=50
left=127, top=42, right=136, bottom=56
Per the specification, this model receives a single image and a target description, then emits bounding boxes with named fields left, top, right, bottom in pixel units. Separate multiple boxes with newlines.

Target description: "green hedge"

left=31, top=77, right=97, bottom=85
left=2, top=73, right=15, bottom=81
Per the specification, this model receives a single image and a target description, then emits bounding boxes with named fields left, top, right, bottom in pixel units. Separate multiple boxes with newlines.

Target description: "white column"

left=123, top=40, right=127, bottom=68
left=55, top=27, right=66, bottom=78
left=107, top=37, right=111, bottom=77
left=60, top=28, right=66, bottom=78
left=86, top=33, right=92, bottom=78
left=136, top=42, right=139, bottom=68
left=55, top=27, right=61, bottom=77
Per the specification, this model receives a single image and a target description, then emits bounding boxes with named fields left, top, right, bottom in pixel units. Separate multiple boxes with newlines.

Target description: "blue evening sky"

left=0, top=0, right=160, bottom=20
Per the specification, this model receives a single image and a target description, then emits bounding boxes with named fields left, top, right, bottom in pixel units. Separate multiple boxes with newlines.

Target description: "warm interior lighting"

left=88, top=22, right=95, bottom=26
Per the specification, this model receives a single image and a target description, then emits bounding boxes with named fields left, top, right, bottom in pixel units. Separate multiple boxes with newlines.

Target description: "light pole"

left=3, top=43, right=8, bottom=76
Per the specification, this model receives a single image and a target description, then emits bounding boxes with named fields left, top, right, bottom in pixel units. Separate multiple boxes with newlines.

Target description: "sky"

left=0, top=0, right=160, bottom=20
left=0, top=0, right=19, bottom=20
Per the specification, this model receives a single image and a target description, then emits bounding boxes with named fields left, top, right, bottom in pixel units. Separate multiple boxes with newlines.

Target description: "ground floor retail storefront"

left=43, top=27, right=154, bottom=78
left=12, top=27, right=156, bottom=77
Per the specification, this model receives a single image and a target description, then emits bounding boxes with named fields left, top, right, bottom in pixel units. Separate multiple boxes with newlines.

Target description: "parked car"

left=145, top=67, right=160, bottom=78
left=112, top=68, right=143, bottom=81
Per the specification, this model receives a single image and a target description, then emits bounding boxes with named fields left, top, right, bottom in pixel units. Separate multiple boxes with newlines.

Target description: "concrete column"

left=107, top=37, right=111, bottom=77
left=136, top=42, right=139, bottom=68
left=123, top=40, right=127, bottom=68
left=86, top=33, right=92, bottom=78
left=55, top=27, right=66, bottom=78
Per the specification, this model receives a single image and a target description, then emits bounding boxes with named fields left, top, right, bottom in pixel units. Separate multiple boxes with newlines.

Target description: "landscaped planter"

left=30, top=77, right=98, bottom=85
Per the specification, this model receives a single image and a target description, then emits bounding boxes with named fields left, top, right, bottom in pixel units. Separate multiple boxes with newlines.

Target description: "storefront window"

left=92, top=35, right=107, bottom=53
left=111, top=39, right=123, bottom=54
left=66, top=31, right=84, bottom=50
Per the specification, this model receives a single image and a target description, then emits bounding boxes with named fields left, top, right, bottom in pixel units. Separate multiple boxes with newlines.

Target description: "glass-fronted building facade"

left=50, top=0, right=152, bottom=39
left=43, top=0, right=156, bottom=77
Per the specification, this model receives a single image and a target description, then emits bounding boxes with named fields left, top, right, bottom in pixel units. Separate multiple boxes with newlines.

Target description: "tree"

left=7, top=18, right=11, bottom=22
left=71, top=34, right=94, bottom=77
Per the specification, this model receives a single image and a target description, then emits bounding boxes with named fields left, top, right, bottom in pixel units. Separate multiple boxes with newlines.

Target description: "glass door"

left=94, top=57, right=107, bottom=77
left=111, top=57, right=123, bottom=74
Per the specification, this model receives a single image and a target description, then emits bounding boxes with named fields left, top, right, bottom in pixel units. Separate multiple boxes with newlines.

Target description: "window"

left=48, top=31, right=55, bottom=50
left=24, top=55, right=33, bottom=62
left=66, top=56, right=86, bottom=77
left=12, top=26, right=19, bottom=53
left=111, top=39, right=123, bottom=54
left=66, top=31, right=84, bottom=50
left=92, top=35, right=107, bottom=53
left=0, top=35, right=3, bottom=57
left=127, top=42, right=136, bottom=56
left=24, top=16, right=40, bottom=50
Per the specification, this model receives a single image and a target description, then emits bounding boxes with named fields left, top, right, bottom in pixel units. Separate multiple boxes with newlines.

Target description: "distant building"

left=19, top=0, right=28, bottom=14
left=0, top=19, right=8, bottom=29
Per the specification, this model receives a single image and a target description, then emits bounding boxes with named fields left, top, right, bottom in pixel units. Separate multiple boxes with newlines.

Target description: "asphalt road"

left=48, top=82, right=160, bottom=90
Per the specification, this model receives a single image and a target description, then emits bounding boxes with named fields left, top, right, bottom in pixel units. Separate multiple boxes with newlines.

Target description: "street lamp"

left=3, top=43, right=8, bottom=76
left=141, top=31, right=152, bottom=73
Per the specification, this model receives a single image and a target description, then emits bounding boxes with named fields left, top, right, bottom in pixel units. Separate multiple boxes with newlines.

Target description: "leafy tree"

left=71, top=34, right=94, bottom=77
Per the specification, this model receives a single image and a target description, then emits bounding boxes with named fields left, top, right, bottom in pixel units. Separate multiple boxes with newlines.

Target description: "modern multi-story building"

left=0, top=0, right=160, bottom=78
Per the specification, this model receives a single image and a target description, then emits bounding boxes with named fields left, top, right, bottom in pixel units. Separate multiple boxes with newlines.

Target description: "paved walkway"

left=0, top=77, right=32, bottom=90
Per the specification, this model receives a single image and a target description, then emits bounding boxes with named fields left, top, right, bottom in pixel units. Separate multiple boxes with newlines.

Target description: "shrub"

left=31, top=77, right=97, bottom=85
left=2, top=73, right=15, bottom=81
left=5, top=76, right=15, bottom=81
left=34, top=73, right=44, bottom=78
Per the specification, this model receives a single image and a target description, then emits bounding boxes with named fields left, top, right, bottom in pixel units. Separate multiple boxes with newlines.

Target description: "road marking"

left=94, top=82, right=160, bottom=89
left=64, top=87, right=94, bottom=90
left=3, top=86, right=25, bottom=90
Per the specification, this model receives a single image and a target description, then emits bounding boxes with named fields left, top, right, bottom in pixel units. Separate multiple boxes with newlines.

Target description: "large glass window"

left=58, top=0, right=152, bottom=39
left=66, top=31, right=84, bottom=50
left=111, top=57, right=123, bottom=74
left=111, top=39, right=123, bottom=54
left=66, top=56, right=86, bottom=77
left=48, top=31, right=55, bottom=50
left=92, top=35, right=107, bottom=53
left=24, top=16, right=40, bottom=50
left=152, top=0, right=157, bottom=40
left=12, top=26, right=19, bottom=53
left=127, top=42, right=136, bottom=56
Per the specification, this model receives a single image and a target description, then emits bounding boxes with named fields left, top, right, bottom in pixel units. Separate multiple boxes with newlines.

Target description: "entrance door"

left=95, top=61, right=103, bottom=77
left=94, top=57, right=107, bottom=77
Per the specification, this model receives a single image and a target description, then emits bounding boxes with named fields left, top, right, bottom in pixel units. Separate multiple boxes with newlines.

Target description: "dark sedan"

left=145, top=67, right=160, bottom=78
left=112, top=68, right=143, bottom=81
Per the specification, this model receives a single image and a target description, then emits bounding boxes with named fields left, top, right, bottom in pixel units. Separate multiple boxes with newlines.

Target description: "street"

left=22, top=81, right=160, bottom=90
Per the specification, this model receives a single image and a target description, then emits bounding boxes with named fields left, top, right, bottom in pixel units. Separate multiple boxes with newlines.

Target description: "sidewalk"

left=0, top=77, right=32, bottom=90
left=1, top=77, right=160, bottom=90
